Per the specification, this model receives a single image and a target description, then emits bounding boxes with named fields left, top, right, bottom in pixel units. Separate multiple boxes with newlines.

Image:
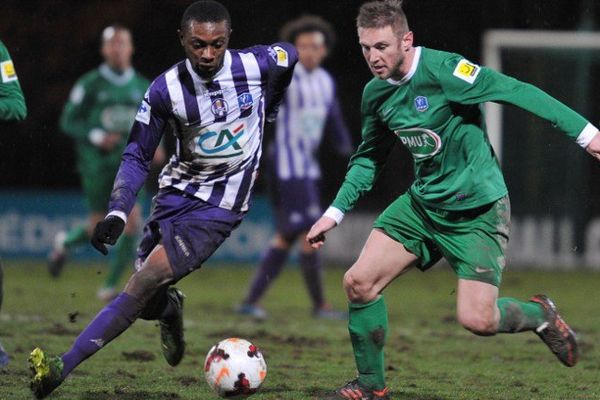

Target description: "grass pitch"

left=0, top=260, right=599, bottom=399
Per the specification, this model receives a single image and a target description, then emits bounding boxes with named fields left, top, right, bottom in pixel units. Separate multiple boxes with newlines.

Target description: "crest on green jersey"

left=101, top=104, right=137, bottom=132
left=394, top=128, right=441, bottom=159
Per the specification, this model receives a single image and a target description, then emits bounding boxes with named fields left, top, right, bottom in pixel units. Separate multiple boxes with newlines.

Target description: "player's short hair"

left=101, top=24, right=131, bottom=43
left=279, top=15, right=336, bottom=50
left=180, top=0, right=232, bottom=32
left=356, top=0, right=409, bottom=36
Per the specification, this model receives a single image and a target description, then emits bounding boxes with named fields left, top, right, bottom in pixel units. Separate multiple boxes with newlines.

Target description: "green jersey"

left=0, top=40, right=27, bottom=121
left=60, top=64, right=149, bottom=175
left=331, top=47, right=594, bottom=213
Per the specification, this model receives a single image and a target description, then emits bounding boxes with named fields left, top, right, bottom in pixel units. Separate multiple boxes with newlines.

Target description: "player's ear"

left=177, top=29, right=185, bottom=46
left=402, top=31, right=413, bottom=52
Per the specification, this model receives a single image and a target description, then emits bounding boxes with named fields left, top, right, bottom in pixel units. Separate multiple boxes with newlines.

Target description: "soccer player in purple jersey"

left=27, top=1, right=297, bottom=398
left=237, top=15, right=353, bottom=320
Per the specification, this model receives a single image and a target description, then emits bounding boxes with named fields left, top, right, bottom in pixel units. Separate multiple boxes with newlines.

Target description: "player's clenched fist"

left=306, top=216, right=337, bottom=249
left=91, top=215, right=125, bottom=255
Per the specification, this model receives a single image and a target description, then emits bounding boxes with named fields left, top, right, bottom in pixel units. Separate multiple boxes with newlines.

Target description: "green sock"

left=63, top=225, right=89, bottom=249
left=105, top=234, right=135, bottom=288
left=497, top=297, right=545, bottom=333
left=348, top=295, right=388, bottom=391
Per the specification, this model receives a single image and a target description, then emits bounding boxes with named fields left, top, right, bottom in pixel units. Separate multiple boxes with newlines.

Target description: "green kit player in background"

left=306, top=1, right=600, bottom=399
left=48, top=25, right=152, bottom=302
left=0, top=38, right=27, bottom=368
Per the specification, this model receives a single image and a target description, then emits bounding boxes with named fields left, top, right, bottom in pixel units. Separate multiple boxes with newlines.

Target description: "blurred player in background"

left=237, top=15, right=353, bottom=320
left=48, top=25, right=151, bottom=302
left=28, top=1, right=297, bottom=398
left=307, top=1, right=600, bottom=398
left=0, top=38, right=27, bottom=367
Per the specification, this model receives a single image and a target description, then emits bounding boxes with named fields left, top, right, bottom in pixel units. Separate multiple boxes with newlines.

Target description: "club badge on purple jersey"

left=237, top=92, right=253, bottom=112
left=414, top=96, right=429, bottom=112
left=211, top=98, right=229, bottom=118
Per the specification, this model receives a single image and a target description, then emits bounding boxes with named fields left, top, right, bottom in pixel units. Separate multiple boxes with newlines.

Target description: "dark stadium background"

left=1, top=0, right=598, bottom=215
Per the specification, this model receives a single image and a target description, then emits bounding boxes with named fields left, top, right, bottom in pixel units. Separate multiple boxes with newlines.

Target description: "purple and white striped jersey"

left=108, top=43, right=297, bottom=217
left=273, top=63, right=352, bottom=180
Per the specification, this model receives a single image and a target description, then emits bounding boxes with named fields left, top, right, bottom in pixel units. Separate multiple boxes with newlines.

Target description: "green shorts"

left=373, top=193, right=510, bottom=287
left=81, top=170, right=117, bottom=213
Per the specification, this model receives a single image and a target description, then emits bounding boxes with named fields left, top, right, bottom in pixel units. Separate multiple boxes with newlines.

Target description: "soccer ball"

left=204, top=338, right=267, bottom=398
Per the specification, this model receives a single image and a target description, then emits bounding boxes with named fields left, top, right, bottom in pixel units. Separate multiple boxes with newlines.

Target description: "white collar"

left=386, top=46, right=422, bottom=86
left=295, top=63, right=320, bottom=77
left=185, top=50, right=232, bottom=83
left=99, top=63, right=134, bottom=86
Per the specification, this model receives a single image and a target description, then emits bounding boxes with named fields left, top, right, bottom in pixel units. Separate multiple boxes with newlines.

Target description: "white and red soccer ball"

left=204, top=338, right=267, bottom=398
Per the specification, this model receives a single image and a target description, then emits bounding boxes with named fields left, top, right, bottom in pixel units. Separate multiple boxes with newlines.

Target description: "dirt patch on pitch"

left=177, top=376, right=200, bottom=386
left=46, top=323, right=79, bottom=336
left=121, top=350, right=156, bottom=362
left=81, top=389, right=181, bottom=400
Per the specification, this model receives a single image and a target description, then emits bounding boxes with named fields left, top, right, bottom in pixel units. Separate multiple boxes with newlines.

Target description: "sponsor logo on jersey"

left=414, top=96, right=429, bottom=112
left=102, top=104, right=137, bottom=131
left=135, top=100, right=152, bottom=125
left=237, top=92, right=253, bottom=111
left=0, top=60, right=17, bottom=83
left=393, top=128, right=442, bottom=159
left=196, top=123, right=245, bottom=157
left=203, top=89, right=224, bottom=98
left=211, top=98, right=229, bottom=118
left=453, top=59, right=480, bottom=84
left=380, top=106, right=394, bottom=119
left=270, top=46, right=289, bottom=67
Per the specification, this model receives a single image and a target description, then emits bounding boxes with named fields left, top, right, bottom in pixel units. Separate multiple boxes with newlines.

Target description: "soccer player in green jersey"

left=48, top=25, right=150, bottom=302
left=0, top=38, right=27, bottom=368
left=0, top=40, right=27, bottom=121
left=306, top=1, right=600, bottom=398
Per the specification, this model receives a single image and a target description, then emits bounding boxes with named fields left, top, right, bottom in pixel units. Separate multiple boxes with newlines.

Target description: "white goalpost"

left=482, top=30, right=600, bottom=162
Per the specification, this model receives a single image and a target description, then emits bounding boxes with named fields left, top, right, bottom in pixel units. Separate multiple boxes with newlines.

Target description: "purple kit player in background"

left=237, top=15, right=353, bottom=320
left=28, top=1, right=297, bottom=398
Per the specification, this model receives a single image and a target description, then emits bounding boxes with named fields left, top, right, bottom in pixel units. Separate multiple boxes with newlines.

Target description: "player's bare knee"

left=343, top=271, right=377, bottom=303
left=125, top=262, right=173, bottom=300
left=272, top=234, right=292, bottom=250
left=458, top=312, right=498, bottom=336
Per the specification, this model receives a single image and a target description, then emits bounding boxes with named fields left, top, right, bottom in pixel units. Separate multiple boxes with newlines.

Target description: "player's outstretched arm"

left=585, top=131, right=600, bottom=161
left=306, top=216, right=337, bottom=249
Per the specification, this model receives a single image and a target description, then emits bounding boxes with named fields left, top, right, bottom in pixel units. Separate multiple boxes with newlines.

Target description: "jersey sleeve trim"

left=323, top=206, right=344, bottom=225
left=576, top=123, right=599, bottom=148
left=106, top=210, right=128, bottom=224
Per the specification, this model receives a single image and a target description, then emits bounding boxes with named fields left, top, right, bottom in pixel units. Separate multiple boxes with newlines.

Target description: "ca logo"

left=197, top=123, right=245, bottom=157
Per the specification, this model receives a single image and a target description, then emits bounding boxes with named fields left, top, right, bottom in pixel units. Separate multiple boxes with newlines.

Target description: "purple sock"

left=300, top=252, right=324, bottom=309
left=61, top=292, right=142, bottom=379
left=244, top=247, right=289, bottom=304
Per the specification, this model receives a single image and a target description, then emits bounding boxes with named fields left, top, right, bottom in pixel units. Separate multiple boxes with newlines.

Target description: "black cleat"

left=47, top=231, right=67, bottom=278
left=159, top=287, right=185, bottom=366
left=530, top=294, right=579, bottom=367
left=47, top=250, right=66, bottom=278
left=327, top=379, right=390, bottom=400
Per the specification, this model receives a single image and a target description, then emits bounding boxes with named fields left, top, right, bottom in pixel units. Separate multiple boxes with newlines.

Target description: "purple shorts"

left=136, top=188, right=245, bottom=281
left=271, top=178, right=321, bottom=239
